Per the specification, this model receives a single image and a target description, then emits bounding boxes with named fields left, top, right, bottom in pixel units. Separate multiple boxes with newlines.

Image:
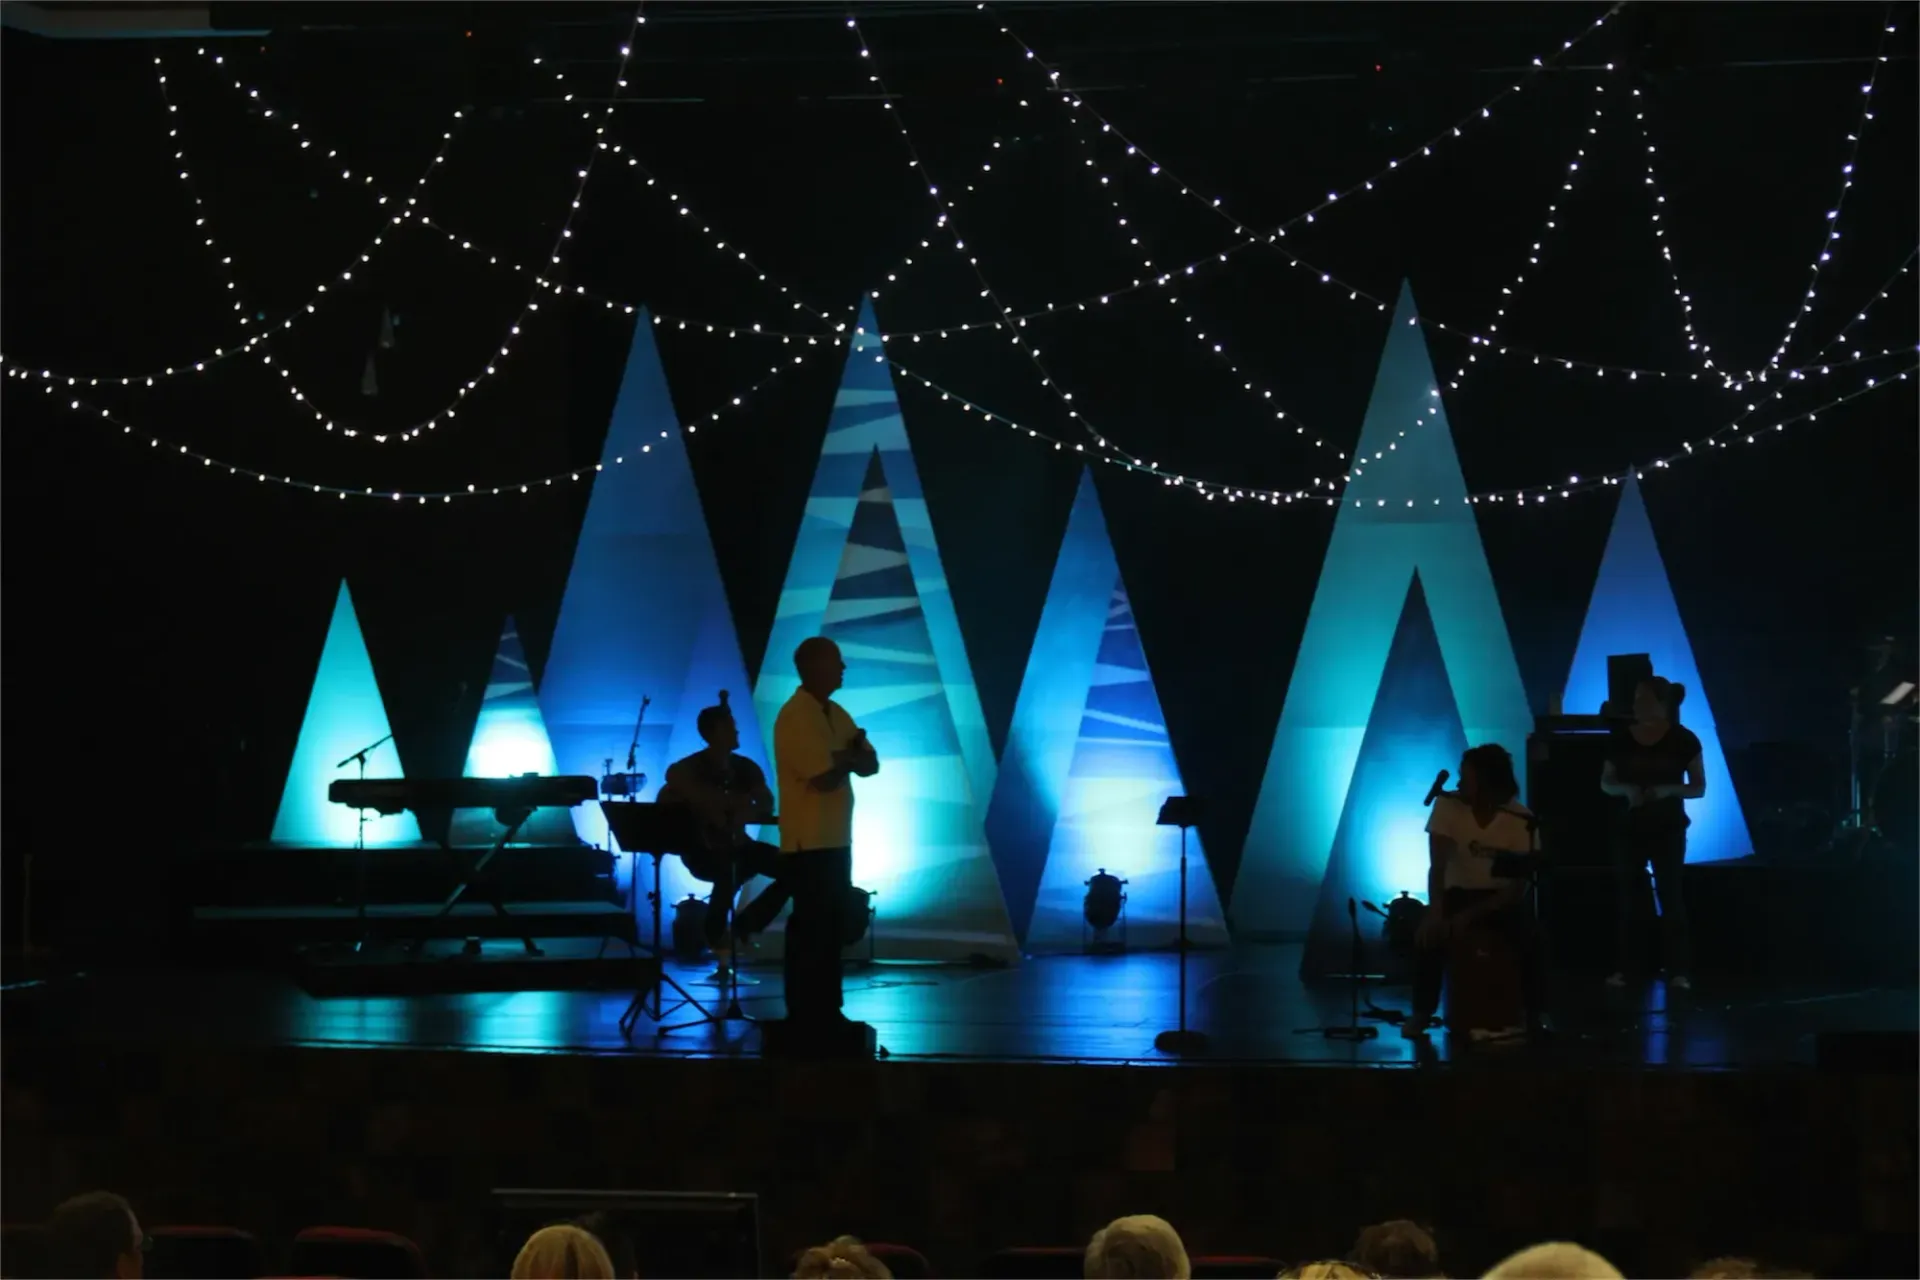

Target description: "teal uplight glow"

left=1236, top=281, right=1532, bottom=939
left=270, top=580, right=422, bottom=846
left=753, top=303, right=1017, bottom=963
left=1564, top=477, right=1752, bottom=863
left=538, top=312, right=766, bottom=928
left=987, top=469, right=1228, bottom=952
left=450, top=618, right=577, bottom=847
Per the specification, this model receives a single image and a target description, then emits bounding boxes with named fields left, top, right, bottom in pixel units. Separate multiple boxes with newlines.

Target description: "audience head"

left=795, top=636, right=846, bottom=695
left=47, top=1192, right=144, bottom=1280
left=791, top=1236, right=892, bottom=1279
left=1689, top=1261, right=1759, bottom=1279
left=1459, top=743, right=1520, bottom=808
left=1283, top=1265, right=1375, bottom=1280
left=511, top=1224, right=615, bottom=1280
left=1350, top=1220, right=1441, bottom=1278
left=1084, top=1215, right=1190, bottom=1280
left=1482, top=1243, right=1622, bottom=1280
left=572, top=1212, right=638, bottom=1279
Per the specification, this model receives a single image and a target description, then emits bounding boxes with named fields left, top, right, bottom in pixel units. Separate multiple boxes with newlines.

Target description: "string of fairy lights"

left=1751, top=10, right=1899, bottom=381
left=1350, top=79, right=1613, bottom=486
left=981, top=0, right=1625, bottom=246
left=5, top=6, right=1912, bottom=511
left=845, top=9, right=1151, bottom=473
left=154, top=53, right=471, bottom=441
left=1051, top=95, right=1347, bottom=488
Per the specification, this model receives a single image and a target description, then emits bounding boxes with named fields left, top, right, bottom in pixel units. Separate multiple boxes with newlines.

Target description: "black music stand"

left=1153, top=796, right=1208, bottom=1055
left=601, top=802, right=718, bottom=1037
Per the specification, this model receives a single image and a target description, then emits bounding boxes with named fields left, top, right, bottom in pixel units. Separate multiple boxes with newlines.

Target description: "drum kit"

left=1834, top=637, right=1916, bottom=860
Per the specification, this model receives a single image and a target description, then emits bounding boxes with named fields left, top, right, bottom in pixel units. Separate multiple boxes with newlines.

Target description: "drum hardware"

left=1083, top=869, right=1129, bottom=953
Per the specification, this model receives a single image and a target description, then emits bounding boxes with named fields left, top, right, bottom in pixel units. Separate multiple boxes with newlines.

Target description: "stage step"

left=293, top=938, right=658, bottom=998
left=185, top=844, right=616, bottom=908
left=193, top=900, right=638, bottom=951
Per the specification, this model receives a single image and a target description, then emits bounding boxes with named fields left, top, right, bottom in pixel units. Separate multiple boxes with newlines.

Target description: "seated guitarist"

left=658, top=695, right=790, bottom=967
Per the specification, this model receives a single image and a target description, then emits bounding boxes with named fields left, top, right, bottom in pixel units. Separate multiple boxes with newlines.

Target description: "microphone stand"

left=1294, top=897, right=1380, bottom=1041
left=336, top=731, right=395, bottom=953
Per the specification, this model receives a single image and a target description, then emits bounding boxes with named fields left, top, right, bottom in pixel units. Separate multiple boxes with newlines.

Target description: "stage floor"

left=5, top=944, right=1912, bottom=1068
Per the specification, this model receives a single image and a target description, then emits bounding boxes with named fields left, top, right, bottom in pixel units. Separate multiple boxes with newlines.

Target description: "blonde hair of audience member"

left=1481, top=1243, right=1622, bottom=1280
left=1084, top=1215, right=1191, bottom=1280
left=511, top=1224, right=616, bottom=1280
left=1281, top=1263, right=1376, bottom=1280
left=791, top=1236, right=892, bottom=1279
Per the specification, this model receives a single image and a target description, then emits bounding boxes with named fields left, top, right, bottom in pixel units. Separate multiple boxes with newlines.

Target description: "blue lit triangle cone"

left=1306, top=573, right=1469, bottom=974
left=987, top=469, right=1228, bottom=951
left=271, top=580, right=422, bottom=846
left=1235, top=280, right=1531, bottom=939
left=754, top=300, right=1017, bottom=963
left=539, top=311, right=767, bottom=931
left=1563, top=476, right=1751, bottom=862
left=449, top=617, right=579, bottom=846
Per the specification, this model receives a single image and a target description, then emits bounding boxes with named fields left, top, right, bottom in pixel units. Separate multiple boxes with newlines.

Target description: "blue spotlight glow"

left=1564, top=477, right=1752, bottom=863
left=1237, top=281, right=1531, bottom=938
left=538, top=312, right=766, bottom=929
left=753, top=303, right=1017, bottom=962
left=450, top=618, right=577, bottom=847
left=270, top=580, right=422, bottom=846
left=988, top=470, right=1227, bottom=951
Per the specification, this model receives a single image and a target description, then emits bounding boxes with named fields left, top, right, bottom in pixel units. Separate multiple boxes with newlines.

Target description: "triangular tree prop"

left=987, top=469, right=1229, bottom=951
left=271, top=580, right=422, bottom=846
left=449, top=617, right=579, bottom=847
left=1235, top=280, right=1532, bottom=939
left=1563, top=476, right=1751, bottom=862
left=539, top=311, right=766, bottom=930
left=1304, top=574, right=1469, bottom=975
left=753, top=300, right=1017, bottom=963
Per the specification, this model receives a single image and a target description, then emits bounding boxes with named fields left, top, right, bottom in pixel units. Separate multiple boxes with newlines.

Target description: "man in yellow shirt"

left=772, top=636, right=878, bottom=1022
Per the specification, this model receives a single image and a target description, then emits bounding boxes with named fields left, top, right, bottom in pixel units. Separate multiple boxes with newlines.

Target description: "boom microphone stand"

left=336, top=732, right=394, bottom=952
left=1294, top=897, right=1381, bottom=1040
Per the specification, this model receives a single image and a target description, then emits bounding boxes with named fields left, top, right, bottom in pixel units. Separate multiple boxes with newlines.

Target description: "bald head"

left=1483, top=1243, right=1622, bottom=1280
left=794, top=636, right=846, bottom=697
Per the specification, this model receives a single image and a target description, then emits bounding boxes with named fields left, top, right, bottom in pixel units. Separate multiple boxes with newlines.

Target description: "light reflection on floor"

left=7, top=946, right=1909, bottom=1069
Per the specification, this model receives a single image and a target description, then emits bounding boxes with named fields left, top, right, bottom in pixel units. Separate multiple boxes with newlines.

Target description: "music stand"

left=1153, top=796, right=1208, bottom=1054
left=600, top=802, right=717, bottom=1037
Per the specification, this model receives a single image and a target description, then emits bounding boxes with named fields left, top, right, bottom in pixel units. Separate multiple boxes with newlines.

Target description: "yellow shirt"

left=773, top=690, right=864, bottom=852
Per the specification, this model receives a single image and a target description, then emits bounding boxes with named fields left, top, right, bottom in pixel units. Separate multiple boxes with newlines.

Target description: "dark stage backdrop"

left=3, top=4, right=1914, bottom=904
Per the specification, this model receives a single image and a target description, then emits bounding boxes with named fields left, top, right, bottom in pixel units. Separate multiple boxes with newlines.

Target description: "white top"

left=772, top=690, right=864, bottom=852
left=1425, top=793, right=1534, bottom=890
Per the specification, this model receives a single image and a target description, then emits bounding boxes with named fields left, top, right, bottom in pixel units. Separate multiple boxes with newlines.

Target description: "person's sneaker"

left=1604, top=972, right=1627, bottom=988
left=1670, top=974, right=1692, bottom=991
left=1470, top=1026, right=1526, bottom=1044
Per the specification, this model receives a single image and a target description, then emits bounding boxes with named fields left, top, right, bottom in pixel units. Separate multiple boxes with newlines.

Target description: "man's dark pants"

left=780, top=847, right=852, bottom=1021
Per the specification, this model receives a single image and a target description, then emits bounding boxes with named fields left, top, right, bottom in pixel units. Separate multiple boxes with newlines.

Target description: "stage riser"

left=186, top=845, right=615, bottom=908
left=2, top=1044, right=1912, bottom=1280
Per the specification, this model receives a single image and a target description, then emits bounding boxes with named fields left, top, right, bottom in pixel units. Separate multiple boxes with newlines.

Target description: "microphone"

left=1422, top=768, right=1450, bottom=807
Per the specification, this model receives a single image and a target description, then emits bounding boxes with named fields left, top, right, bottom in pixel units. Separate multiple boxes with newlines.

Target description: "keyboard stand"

left=432, top=805, right=542, bottom=956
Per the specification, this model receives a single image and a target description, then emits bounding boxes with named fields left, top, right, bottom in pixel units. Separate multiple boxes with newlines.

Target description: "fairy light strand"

left=197, top=4, right=650, bottom=444
left=1053, top=92, right=1348, bottom=484
left=1753, top=9, right=1899, bottom=379
left=1353, top=79, right=1615, bottom=485
left=5, top=336, right=826, bottom=501
left=846, top=10, right=1146, bottom=469
left=155, top=54, right=472, bottom=442
left=980, top=0, right=1625, bottom=242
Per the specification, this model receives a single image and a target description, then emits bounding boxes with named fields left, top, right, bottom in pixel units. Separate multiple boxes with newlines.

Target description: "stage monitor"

left=491, top=1187, right=760, bottom=1279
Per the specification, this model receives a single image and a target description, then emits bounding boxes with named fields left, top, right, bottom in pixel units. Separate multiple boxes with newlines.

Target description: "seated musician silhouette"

left=657, top=695, right=789, bottom=969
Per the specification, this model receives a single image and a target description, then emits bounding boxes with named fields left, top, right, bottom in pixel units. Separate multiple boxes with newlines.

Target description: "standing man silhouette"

left=772, top=636, right=878, bottom=1023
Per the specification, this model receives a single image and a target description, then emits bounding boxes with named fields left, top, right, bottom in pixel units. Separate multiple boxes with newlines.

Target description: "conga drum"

left=1446, top=923, right=1524, bottom=1037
